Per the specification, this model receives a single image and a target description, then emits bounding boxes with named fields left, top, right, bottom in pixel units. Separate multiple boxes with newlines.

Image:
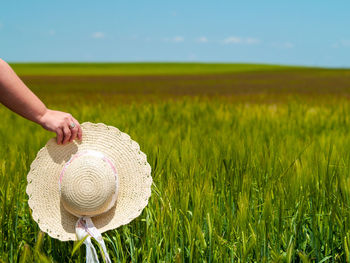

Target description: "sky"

left=1, top=1, right=350, bottom=67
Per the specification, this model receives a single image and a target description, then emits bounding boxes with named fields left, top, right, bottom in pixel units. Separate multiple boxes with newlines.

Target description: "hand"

left=38, top=109, right=83, bottom=145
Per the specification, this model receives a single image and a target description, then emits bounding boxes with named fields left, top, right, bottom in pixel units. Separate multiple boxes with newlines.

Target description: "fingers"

left=77, top=125, right=83, bottom=140
left=62, top=125, right=72, bottom=145
left=69, top=121, right=79, bottom=142
left=52, top=112, right=82, bottom=145
left=71, top=117, right=83, bottom=141
left=56, top=128, right=63, bottom=145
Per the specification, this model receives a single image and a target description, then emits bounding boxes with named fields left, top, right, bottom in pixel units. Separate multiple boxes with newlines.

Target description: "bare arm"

left=0, top=58, right=82, bottom=144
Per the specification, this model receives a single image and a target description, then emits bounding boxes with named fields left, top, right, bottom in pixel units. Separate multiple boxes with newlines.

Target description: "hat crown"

left=60, top=151, right=118, bottom=217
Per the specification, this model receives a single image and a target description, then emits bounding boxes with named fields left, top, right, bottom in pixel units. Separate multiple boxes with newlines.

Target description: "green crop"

left=1, top=63, right=350, bottom=262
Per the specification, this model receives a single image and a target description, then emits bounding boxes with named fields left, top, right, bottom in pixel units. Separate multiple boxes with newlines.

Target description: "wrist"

left=36, top=108, right=50, bottom=126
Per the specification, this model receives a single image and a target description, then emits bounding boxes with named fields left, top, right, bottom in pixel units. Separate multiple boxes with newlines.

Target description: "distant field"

left=13, top=63, right=350, bottom=105
left=11, top=62, right=303, bottom=76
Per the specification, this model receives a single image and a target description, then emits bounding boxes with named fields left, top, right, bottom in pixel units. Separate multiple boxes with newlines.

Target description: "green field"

left=2, top=63, right=350, bottom=262
left=10, top=63, right=299, bottom=76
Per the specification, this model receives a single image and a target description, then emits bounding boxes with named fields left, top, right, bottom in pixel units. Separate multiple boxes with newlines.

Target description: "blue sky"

left=1, top=1, right=350, bottom=67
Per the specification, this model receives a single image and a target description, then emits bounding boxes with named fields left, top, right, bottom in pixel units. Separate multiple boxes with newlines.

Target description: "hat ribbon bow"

left=76, top=216, right=112, bottom=263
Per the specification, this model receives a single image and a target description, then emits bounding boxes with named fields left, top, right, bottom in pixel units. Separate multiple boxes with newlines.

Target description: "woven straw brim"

left=26, top=122, right=152, bottom=241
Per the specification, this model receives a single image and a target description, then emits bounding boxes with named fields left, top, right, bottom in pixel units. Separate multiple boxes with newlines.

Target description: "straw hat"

left=26, top=122, right=152, bottom=245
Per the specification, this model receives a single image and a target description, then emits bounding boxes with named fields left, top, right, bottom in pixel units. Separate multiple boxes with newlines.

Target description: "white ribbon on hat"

left=76, top=216, right=111, bottom=263
left=59, top=150, right=118, bottom=263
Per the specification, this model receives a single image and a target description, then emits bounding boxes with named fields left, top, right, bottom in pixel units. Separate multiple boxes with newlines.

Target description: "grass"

left=1, top=63, right=350, bottom=262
